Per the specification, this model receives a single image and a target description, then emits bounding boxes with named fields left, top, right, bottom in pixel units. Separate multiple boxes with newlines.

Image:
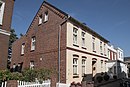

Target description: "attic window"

left=39, top=14, right=42, bottom=25
left=44, top=11, right=48, bottom=22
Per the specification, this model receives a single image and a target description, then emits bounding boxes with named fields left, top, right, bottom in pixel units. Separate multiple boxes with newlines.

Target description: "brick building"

left=0, top=0, right=15, bottom=70
left=11, top=1, right=110, bottom=84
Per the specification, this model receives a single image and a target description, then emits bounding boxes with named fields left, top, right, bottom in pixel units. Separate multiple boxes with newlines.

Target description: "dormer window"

left=39, top=14, right=42, bottom=25
left=44, top=11, right=48, bottom=22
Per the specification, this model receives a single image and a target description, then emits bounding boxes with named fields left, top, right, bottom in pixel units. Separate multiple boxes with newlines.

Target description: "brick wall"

left=11, top=1, right=67, bottom=83
left=0, top=0, right=15, bottom=70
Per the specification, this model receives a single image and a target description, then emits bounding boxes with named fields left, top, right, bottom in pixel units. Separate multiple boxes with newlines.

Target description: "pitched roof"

left=26, top=1, right=109, bottom=42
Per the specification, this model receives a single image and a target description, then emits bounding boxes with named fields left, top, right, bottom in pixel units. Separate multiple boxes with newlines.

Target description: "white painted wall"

left=66, top=22, right=108, bottom=84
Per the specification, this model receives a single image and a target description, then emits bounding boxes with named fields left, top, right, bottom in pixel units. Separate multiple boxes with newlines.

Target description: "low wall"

left=6, top=80, right=18, bottom=87
left=95, top=79, right=122, bottom=87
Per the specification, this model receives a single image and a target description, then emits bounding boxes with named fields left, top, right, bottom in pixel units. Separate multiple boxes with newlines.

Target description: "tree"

left=7, top=29, right=18, bottom=69
left=20, top=33, right=24, bottom=37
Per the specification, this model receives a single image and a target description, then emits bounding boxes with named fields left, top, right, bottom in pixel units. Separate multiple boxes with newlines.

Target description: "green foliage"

left=96, top=76, right=103, bottom=83
left=9, top=29, right=18, bottom=48
left=9, top=72, right=23, bottom=80
left=103, top=73, right=110, bottom=81
left=8, top=29, right=18, bottom=69
left=37, top=68, right=52, bottom=81
left=0, top=68, right=52, bottom=82
left=22, top=69, right=37, bottom=82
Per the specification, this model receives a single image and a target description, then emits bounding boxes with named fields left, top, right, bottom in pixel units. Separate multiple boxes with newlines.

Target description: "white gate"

left=56, top=83, right=70, bottom=87
left=18, top=80, right=51, bottom=87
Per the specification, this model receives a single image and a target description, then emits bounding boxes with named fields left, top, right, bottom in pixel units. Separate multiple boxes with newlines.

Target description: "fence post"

left=6, top=80, right=18, bottom=87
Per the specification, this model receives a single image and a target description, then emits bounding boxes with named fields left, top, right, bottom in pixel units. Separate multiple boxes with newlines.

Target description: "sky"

left=12, top=0, right=130, bottom=57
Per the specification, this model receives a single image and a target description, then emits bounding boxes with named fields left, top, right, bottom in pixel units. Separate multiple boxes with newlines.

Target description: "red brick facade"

left=0, top=0, right=15, bottom=70
left=11, top=1, right=67, bottom=83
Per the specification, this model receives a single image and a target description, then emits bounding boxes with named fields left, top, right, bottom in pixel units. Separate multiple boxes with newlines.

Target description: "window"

left=81, top=31, right=85, bottom=47
left=114, top=66, right=116, bottom=74
left=31, top=36, right=36, bottom=51
left=0, top=1, right=5, bottom=25
left=82, top=59, right=86, bottom=76
left=92, top=36, right=96, bottom=52
left=100, top=41, right=103, bottom=54
left=129, top=68, right=130, bottom=73
left=44, top=12, right=48, bottom=22
left=30, top=61, right=34, bottom=69
left=21, top=43, right=25, bottom=55
left=104, top=44, right=106, bottom=55
left=108, top=50, right=110, bottom=59
left=101, top=60, right=103, bottom=72
left=73, top=57, right=78, bottom=75
left=73, top=28, right=78, bottom=45
left=39, top=15, right=42, bottom=25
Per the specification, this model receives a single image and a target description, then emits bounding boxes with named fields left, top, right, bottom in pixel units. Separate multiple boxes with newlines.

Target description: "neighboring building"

left=124, top=57, right=130, bottom=77
left=0, top=0, right=15, bottom=70
left=11, top=1, right=109, bottom=84
left=106, top=44, right=127, bottom=78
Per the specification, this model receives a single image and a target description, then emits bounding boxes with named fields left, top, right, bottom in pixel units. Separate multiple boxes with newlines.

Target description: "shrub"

left=0, top=68, right=52, bottom=82
left=113, top=75, right=117, bottom=79
left=96, top=76, right=103, bottom=83
left=103, top=74, right=110, bottom=81
left=71, top=81, right=76, bottom=86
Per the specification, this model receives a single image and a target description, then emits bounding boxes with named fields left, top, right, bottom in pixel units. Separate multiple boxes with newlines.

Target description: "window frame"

left=100, top=41, right=103, bottom=54
left=73, top=27, right=78, bottom=45
left=44, top=11, right=48, bottom=22
left=38, top=14, right=43, bottom=25
left=73, top=56, right=78, bottom=75
left=82, top=58, right=86, bottom=76
left=30, top=61, right=34, bottom=69
left=31, top=36, right=36, bottom=51
left=104, top=43, right=106, bottom=56
left=81, top=31, right=86, bottom=48
left=0, top=0, right=5, bottom=25
left=21, top=43, right=25, bottom=55
left=92, top=36, right=96, bottom=52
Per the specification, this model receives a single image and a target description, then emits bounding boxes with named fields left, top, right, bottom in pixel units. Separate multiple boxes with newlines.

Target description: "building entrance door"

left=92, top=58, right=97, bottom=77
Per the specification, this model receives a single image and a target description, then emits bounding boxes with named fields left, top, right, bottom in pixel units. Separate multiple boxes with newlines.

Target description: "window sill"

left=93, top=50, right=96, bottom=53
left=21, top=54, right=24, bottom=56
left=30, top=50, right=35, bottom=52
left=38, top=24, right=42, bottom=26
left=73, top=44, right=79, bottom=47
left=73, top=74, right=79, bottom=78
left=82, top=47, right=87, bottom=50
left=44, top=21, right=48, bottom=23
